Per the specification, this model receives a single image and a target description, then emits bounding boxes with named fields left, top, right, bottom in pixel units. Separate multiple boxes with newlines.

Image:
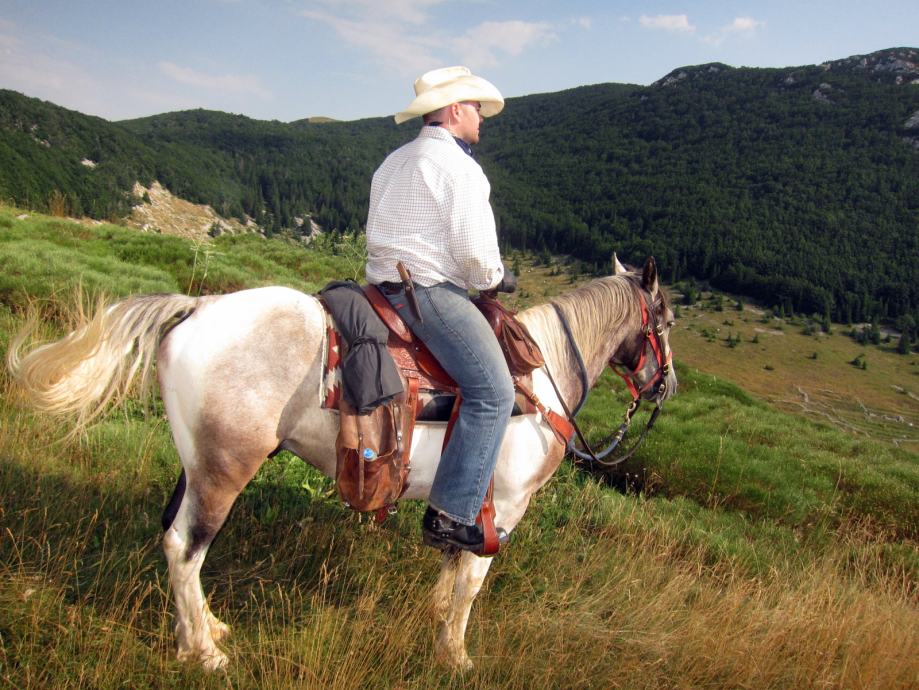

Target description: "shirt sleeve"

left=441, top=164, right=504, bottom=291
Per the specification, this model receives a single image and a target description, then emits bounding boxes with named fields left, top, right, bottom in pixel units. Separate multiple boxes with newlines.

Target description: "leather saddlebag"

left=335, top=398, right=408, bottom=512
left=473, top=293, right=545, bottom=377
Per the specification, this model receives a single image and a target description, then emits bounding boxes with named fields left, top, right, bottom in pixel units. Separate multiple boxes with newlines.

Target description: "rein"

left=546, top=288, right=670, bottom=468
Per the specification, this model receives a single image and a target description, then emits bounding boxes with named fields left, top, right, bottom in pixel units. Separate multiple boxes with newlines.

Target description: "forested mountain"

left=1, top=48, right=917, bottom=324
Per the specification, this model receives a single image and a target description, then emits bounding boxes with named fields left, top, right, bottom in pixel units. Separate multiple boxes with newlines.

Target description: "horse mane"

left=519, top=274, right=645, bottom=368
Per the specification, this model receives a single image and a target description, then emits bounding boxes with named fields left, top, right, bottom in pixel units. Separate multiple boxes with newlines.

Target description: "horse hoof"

left=455, top=655, right=474, bottom=673
left=176, top=647, right=229, bottom=672
left=435, top=633, right=474, bottom=672
left=444, top=653, right=474, bottom=673
left=436, top=649, right=473, bottom=672
left=201, top=650, right=229, bottom=672
left=209, top=619, right=231, bottom=642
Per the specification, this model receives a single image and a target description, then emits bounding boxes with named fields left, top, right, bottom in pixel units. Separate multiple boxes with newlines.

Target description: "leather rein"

left=544, top=287, right=672, bottom=468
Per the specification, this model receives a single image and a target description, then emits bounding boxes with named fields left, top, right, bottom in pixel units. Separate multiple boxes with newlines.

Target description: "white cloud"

left=300, top=2, right=555, bottom=74
left=730, top=17, right=764, bottom=31
left=572, top=16, right=592, bottom=30
left=158, top=61, right=272, bottom=99
left=454, top=20, right=556, bottom=69
left=0, top=17, right=276, bottom=119
left=300, top=8, right=440, bottom=72
left=307, top=0, right=446, bottom=26
left=703, top=16, right=765, bottom=46
left=639, top=14, right=695, bottom=33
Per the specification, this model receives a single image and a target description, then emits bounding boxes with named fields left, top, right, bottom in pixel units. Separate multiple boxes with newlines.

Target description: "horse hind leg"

left=161, top=446, right=268, bottom=671
left=161, top=471, right=231, bottom=649
left=162, top=473, right=232, bottom=671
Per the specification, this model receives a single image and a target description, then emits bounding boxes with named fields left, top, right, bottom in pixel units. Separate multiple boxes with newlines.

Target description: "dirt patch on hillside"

left=126, top=181, right=256, bottom=242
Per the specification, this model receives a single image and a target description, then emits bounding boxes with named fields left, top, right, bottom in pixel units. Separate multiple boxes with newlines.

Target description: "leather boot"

left=422, top=506, right=508, bottom=555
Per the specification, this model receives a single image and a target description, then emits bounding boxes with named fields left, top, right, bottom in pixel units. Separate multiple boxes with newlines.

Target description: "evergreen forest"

left=1, top=47, right=917, bottom=327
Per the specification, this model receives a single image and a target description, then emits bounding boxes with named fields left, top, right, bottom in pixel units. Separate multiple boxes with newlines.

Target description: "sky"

left=0, top=0, right=915, bottom=123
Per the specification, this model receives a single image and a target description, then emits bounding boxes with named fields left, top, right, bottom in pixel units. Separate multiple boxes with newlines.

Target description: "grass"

left=0, top=206, right=359, bottom=306
left=1, top=206, right=917, bottom=688
left=672, top=294, right=919, bottom=453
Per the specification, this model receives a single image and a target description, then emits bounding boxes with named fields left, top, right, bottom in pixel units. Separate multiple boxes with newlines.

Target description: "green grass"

left=672, top=293, right=919, bottom=452
left=0, top=208, right=359, bottom=307
left=578, top=367, right=918, bottom=540
left=1, top=207, right=917, bottom=689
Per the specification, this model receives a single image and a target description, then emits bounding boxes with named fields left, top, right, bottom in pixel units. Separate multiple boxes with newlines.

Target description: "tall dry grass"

left=2, top=400, right=915, bottom=690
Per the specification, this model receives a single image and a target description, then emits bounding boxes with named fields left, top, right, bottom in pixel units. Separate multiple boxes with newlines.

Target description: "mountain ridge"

left=0, top=47, right=917, bottom=327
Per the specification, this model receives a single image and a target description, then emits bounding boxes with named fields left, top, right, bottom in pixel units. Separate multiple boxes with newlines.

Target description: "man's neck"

left=427, top=122, right=473, bottom=156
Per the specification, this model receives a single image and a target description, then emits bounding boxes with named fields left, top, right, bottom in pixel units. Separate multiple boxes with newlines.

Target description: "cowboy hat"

left=394, top=66, right=504, bottom=124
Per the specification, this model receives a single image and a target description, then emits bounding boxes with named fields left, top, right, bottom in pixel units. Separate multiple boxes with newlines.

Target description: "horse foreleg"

left=434, top=551, right=493, bottom=671
left=430, top=550, right=460, bottom=624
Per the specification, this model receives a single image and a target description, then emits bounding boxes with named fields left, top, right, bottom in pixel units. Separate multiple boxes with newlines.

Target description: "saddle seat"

left=322, top=283, right=537, bottom=420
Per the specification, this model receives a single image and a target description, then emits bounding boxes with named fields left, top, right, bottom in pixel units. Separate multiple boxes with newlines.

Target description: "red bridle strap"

left=611, top=291, right=671, bottom=401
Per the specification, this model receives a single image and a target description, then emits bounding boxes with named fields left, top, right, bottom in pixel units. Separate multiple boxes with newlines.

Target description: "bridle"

left=609, top=289, right=673, bottom=404
left=546, top=285, right=672, bottom=467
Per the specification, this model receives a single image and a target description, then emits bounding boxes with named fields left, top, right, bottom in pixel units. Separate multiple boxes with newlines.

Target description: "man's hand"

left=496, top=268, right=517, bottom=293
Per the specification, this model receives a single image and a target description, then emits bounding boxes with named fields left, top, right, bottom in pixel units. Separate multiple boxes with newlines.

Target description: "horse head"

left=609, top=255, right=678, bottom=406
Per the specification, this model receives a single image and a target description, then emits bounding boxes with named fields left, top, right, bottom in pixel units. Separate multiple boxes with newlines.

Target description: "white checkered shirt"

left=365, top=126, right=504, bottom=291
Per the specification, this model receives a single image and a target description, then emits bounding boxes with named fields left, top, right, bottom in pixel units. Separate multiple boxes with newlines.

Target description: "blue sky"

left=0, top=0, right=915, bottom=123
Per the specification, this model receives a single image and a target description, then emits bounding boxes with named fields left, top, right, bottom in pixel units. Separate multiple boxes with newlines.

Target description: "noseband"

left=547, top=286, right=671, bottom=467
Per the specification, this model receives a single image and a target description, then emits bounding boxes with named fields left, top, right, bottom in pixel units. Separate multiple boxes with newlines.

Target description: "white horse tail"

left=7, top=293, right=199, bottom=435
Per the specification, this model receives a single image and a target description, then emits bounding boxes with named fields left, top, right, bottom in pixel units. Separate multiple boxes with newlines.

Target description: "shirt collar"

left=424, top=122, right=474, bottom=157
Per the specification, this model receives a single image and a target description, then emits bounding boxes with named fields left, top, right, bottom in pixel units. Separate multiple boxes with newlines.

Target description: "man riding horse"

left=365, top=66, right=517, bottom=554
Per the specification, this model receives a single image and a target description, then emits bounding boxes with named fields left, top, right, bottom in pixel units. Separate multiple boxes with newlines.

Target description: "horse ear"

left=641, top=257, right=659, bottom=297
left=612, top=253, right=627, bottom=275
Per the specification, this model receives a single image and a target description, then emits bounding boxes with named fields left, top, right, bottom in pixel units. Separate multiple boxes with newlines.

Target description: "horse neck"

left=521, top=276, right=640, bottom=409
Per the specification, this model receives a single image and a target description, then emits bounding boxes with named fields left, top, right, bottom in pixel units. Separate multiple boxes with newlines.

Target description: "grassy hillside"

left=1, top=208, right=916, bottom=689
left=672, top=293, right=919, bottom=453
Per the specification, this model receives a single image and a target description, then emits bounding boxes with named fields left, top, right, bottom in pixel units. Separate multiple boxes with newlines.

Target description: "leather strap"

left=442, top=393, right=462, bottom=453
left=374, top=375, right=420, bottom=524
left=401, top=376, right=420, bottom=469
left=514, top=379, right=575, bottom=446
left=475, top=479, right=500, bottom=556
left=441, top=394, right=500, bottom=556
left=551, top=302, right=589, bottom=416
left=363, top=284, right=413, bottom=343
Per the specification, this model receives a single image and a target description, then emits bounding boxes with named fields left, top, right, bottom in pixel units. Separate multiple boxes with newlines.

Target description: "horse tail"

left=7, top=293, right=199, bottom=436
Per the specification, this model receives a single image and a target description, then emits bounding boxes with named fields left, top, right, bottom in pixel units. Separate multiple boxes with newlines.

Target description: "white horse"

left=7, top=256, right=676, bottom=672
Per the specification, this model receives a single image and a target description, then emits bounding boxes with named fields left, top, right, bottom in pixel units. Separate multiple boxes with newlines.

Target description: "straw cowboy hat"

left=394, top=66, right=504, bottom=124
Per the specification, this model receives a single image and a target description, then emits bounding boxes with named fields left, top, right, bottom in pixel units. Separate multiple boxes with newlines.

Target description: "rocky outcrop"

left=653, top=63, right=732, bottom=87
left=128, top=181, right=255, bottom=242
left=820, top=48, right=919, bottom=84
left=902, top=110, right=919, bottom=150
left=812, top=83, right=834, bottom=103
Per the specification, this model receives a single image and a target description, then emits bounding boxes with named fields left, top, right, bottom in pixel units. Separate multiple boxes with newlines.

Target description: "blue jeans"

left=384, top=282, right=515, bottom=525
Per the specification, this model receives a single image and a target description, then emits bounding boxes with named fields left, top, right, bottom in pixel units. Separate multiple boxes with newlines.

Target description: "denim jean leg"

left=384, top=282, right=515, bottom=524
